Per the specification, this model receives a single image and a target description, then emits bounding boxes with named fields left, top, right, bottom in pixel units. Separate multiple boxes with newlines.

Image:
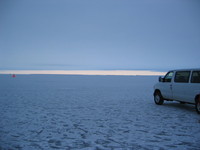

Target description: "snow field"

left=0, top=75, right=199, bottom=150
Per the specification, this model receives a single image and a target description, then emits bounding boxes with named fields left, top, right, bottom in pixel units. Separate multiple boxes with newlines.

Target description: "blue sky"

left=0, top=0, right=200, bottom=72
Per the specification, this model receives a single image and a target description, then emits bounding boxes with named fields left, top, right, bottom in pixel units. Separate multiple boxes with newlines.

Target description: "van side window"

left=174, top=71, right=190, bottom=83
left=164, top=72, right=173, bottom=82
left=191, top=71, right=200, bottom=83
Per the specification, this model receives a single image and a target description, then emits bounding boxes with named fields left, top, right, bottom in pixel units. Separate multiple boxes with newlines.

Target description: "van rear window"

left=191, top=71, right=200, bottom=83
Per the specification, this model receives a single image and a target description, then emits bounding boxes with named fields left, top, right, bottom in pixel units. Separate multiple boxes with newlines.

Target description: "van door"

left=160, top=71, right=174, bottom=100
left=173, top=71, right=191, bottom=102
left=188, top=71, right=200, bottom=103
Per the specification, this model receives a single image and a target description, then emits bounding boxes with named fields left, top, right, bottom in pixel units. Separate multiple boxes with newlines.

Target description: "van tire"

left=195, top=96, right=200, bottom=114
left=154, top=92, right=164, bottom=105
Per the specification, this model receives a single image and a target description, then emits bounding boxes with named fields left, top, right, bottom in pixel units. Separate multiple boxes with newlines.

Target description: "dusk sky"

left=0, top=0, right=200, bottom=72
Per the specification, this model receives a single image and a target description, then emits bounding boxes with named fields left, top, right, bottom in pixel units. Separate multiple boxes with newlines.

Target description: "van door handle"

left=170, top=84, right=172, bottom=89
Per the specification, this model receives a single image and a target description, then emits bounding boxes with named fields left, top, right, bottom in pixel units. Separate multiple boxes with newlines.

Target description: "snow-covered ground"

left=0, top=75, right=199, bottom=150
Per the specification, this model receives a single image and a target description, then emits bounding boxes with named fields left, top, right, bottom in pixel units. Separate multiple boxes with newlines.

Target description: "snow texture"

left=0, top=75, right=199, bottom=150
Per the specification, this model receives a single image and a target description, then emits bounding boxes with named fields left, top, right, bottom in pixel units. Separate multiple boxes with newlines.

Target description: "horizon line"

left=0, top=70, right=166, bottom=76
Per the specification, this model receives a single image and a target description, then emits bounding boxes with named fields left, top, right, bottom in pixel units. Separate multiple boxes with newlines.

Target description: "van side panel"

left=172, top=70, right=200, bottom=103
left=172, top=71, right=192, bottom=103
left=173, top=83, right=194, bottom=103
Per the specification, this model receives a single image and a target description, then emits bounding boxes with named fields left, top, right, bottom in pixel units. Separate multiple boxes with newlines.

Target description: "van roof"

left=169, top=68, right=200, bottom=72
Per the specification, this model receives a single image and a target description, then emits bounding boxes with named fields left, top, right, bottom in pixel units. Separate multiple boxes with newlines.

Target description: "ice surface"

left=0, top=75, right=199, bottom=150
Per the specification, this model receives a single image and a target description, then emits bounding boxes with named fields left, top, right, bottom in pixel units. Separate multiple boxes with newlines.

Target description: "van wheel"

left=154, top=92, right=164, bottom=105
left=195, top=97, right=200, bottom=114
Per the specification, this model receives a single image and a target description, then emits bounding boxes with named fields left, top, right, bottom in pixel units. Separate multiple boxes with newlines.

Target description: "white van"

left=153, top=69, right=200, bottom=114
